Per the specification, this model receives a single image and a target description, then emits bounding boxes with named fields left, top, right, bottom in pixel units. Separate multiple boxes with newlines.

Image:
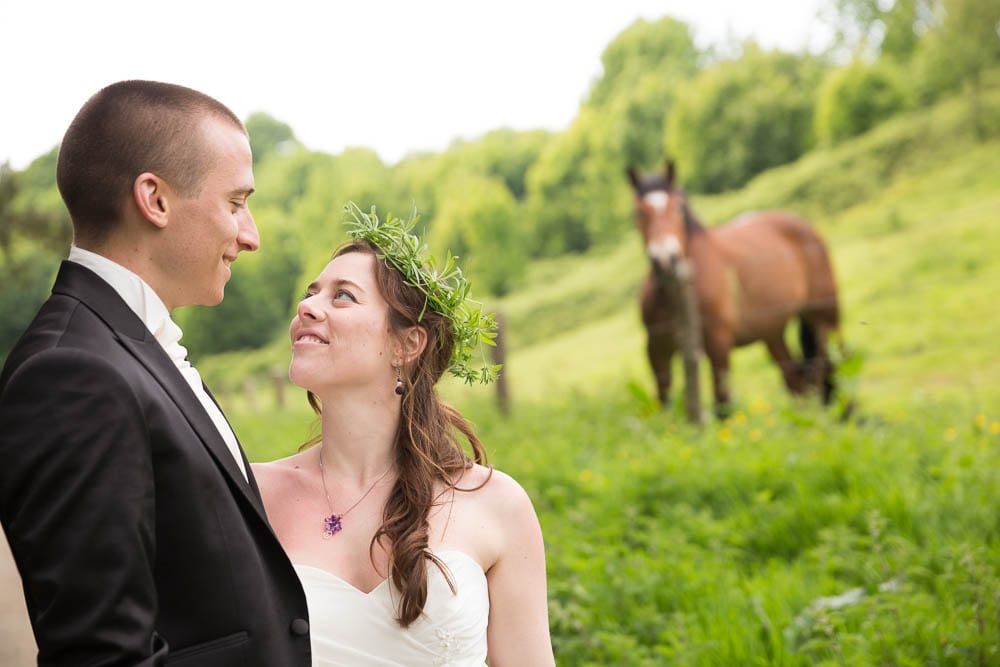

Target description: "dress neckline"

left=292, top=549, right=483, bottom=596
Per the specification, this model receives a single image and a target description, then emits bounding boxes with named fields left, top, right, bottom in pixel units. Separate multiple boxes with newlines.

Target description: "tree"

left=429, top=173, right=526, bottom=296
left=813, top=60, right=908, bottom=145
left=175, top=224, right=302, bottom=359
left=524, top=107, right=629, bottom=255
left=245, top=112, right=299, bottom=166
left=586, top=17, right=701, bottom=171
left=0, top=246, right=60, bottom=361
left=587, top=17, right=700, bottom=109
left=825, top=0, right=935, bottom=61
left=0, top=158, right=71, bottom=258
left=440, top=128, right=552, bottom=201
left=666, top=44, right=825, bottom=193
left=921, top=0, right=1000, bottom=135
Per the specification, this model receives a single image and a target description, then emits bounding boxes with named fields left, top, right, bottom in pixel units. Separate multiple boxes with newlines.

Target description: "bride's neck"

left=317, top=393, right=399, bottom=478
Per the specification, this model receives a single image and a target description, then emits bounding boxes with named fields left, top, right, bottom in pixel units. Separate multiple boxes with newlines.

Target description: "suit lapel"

left=53, top=262, right=270, bottom=525
left=119, top=335, right=268, bottom=518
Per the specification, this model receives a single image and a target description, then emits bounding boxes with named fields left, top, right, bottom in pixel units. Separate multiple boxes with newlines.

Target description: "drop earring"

left=394, top=366, right=405, bottom=396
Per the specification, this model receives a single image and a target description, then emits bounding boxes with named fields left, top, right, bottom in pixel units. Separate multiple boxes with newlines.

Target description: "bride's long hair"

left=304, top=240, right=491, bottom=627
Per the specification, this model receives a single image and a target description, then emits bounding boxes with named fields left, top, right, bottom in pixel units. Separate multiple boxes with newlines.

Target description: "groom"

left=0, top=81, right=310, bottom=666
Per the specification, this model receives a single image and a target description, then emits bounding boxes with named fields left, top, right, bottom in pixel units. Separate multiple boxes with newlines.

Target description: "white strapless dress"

left=293, top=550, right=489, bottom=666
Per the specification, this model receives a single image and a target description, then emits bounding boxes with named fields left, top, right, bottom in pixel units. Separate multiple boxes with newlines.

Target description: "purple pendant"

left=323, top=513, right=343, bottom=536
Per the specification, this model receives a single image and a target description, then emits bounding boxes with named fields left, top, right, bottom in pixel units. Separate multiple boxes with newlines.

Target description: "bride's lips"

left=293, top=329, right=329, bottom=345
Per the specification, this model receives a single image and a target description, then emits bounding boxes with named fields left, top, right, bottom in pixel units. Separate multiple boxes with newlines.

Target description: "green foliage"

left=814, top=59, right=908, bottom=146
left=0, top=245, right=60, bottom=359
left=920, top=0, right=1000, bottom=135
left=524, top=107, right=632, bottom=255
left=429, top=173, right=527, bottom=297
left=175, top=225, right=302, bottom=360
left=283, top=147, right=394, bottom=282
left=587, top=17, right=700, bottom=170
left=438, top=128, right=552, bottom=201
left=245, top=112, right=299, bottom=165
left=0, top=155, right=71, bottom=257
left=698, top=80, right=1000, bottom=225
left=667, top=44, right=825, bottom=193
left=234, top=390, right=1000, bottom=666
left=587, top=17, right=700, bottom=109
left=827, top=0, right=935, bottom=61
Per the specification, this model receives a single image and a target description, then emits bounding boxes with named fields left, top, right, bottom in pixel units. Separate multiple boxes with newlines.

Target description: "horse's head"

left=627, top=160, right=692, bottom=279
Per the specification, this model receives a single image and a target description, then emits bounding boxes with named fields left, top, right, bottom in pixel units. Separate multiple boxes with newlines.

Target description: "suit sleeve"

left=0, top=348, right=167, bottom=667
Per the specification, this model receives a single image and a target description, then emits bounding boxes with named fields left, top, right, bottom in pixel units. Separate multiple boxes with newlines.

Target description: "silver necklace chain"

left=318, top=452, right=393, bottom=537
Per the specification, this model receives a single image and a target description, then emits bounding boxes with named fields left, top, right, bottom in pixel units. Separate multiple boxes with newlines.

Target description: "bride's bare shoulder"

left=456, top=463, right=535, bottom=513
left=252, top=449, right=314, bottom=491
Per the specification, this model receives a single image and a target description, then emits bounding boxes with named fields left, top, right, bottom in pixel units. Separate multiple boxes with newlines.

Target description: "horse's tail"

left=799, top=316, right=855, bottom=420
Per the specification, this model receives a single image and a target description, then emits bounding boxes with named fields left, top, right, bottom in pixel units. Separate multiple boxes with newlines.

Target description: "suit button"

left=290, top=618, right=309, bottom=636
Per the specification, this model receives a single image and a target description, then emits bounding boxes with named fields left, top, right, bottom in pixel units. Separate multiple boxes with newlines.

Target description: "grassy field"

left=222, top=88, right=1000, bottom=665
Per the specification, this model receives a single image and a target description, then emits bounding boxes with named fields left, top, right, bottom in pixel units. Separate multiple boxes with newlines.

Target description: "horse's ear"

left=627, top=166, right=641, bottom=191
left=665, top=160, right=676, bottom=188
left=626, top=166, right=641, bottom=191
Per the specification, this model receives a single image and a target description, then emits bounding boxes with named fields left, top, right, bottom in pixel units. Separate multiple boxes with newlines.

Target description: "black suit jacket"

left=0, top=261, right=311, bottom=667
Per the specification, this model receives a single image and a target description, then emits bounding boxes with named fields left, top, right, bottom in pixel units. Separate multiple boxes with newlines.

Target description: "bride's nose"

left=297, top=295, right=323, bottom=321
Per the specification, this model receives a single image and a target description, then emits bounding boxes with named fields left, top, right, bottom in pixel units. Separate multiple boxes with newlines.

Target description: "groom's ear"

left=133, top=172, right=170, bottom=229
left=396, top=326, right=427, bottom=365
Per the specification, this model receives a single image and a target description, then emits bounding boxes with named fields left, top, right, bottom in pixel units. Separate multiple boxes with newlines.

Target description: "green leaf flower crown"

left=343, top=201, right=501, bottom=385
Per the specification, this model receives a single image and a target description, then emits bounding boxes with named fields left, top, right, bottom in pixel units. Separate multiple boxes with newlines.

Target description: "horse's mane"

left=679, top=198, right=706, bottom=236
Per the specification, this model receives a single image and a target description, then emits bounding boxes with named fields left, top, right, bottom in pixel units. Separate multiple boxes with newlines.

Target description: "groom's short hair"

left=56, top=80, right=246, bottom=245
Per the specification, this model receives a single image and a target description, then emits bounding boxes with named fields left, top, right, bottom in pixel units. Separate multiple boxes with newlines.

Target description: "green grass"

left=221, top=85, right=1000, bottom=665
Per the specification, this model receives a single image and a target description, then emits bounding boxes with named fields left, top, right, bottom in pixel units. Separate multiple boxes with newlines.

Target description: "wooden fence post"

left=270, top=365, right=286, bottom=409
left=677, top=263, right=704, bottom=425
left=242, top=377, right=257, bottom=413
left=660, top=262, right=703, bottom=425
left=492, top=311, right=510, bottom=414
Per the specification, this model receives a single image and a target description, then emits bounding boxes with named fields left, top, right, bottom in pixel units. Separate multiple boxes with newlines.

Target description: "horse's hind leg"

left=764, top=330, right=808, bottom=396
left=799, top=317, right=835, bottom=404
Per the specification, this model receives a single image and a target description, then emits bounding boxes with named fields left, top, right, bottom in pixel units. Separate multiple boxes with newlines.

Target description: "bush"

left=814, top=60, right=908, bottom=146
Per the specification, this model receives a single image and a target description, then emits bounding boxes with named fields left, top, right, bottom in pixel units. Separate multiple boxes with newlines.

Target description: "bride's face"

left=288, top=252, right=397, bottom=397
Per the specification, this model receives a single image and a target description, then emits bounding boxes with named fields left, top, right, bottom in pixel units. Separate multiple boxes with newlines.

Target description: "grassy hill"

left=454, top=85, right=1000, bottom=417
left=220, top=85, right=1000, bottom=665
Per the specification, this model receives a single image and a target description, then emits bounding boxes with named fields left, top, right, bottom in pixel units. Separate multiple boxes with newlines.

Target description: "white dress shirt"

left=67, top=246, right=248, bottom=481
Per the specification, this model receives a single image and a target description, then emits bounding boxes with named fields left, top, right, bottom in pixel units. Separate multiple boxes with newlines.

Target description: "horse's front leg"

left=646, top=325, right=676, bottom=406
left=704, top=335, right=733, bottom=419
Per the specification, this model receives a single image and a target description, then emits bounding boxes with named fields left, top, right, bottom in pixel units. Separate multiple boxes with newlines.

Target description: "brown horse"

left=627, top=161, right=842, bottom=418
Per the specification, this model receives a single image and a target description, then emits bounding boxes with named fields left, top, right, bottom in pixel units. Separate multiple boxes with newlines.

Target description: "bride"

left=253, top=206, right=555, bottom=666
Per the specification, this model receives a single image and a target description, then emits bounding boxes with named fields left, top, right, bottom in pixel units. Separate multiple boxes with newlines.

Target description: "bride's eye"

left=334, top=289, right=357, bottom=303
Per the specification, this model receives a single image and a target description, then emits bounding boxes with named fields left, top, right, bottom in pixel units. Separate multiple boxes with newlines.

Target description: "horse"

left=627, top=160, right=842, bottom=418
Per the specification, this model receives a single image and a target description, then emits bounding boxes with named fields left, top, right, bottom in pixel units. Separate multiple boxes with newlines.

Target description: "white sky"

left=0, top=0, right=833, bottom=170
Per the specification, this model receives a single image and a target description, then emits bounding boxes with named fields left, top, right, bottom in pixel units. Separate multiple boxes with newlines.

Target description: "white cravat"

left=67, top=246, right=248, bottom=482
